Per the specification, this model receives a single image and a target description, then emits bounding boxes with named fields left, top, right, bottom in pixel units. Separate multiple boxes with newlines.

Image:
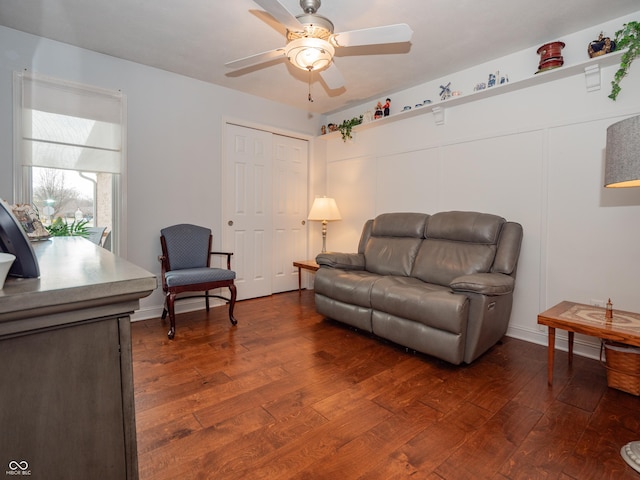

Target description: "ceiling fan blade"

left=330, top=24, right=413, bottom=47
left=253, top=0, right=304, bottom=32
left=319, top=62, right=345, bottom=90
left=225, top=48, right=286, bottom=70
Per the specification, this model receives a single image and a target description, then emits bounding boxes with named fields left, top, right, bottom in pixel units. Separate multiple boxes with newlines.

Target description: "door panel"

left=223, top=124, right=308, bottom=299
left=272, top=134, right=308, bottom=293
left=223, top=124, right=273, bottom=300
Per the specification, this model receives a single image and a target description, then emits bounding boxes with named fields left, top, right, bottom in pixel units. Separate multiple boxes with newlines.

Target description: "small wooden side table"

left=537, top=300, right=640, bottom=386
left=293, top=260, right=319, bottom=292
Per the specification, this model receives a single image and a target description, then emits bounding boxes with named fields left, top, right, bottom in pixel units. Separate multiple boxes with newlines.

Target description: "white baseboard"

left=506, top=324, right=602, bottom=361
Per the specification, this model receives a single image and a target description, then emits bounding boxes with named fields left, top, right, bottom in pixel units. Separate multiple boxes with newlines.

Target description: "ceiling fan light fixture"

left=285, top=37, right=334, bottom=71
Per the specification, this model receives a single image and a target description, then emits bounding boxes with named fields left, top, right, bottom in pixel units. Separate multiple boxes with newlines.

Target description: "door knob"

left=228, top=220, right=233, bottom=226
left=301, top=220, right=306, bottom=225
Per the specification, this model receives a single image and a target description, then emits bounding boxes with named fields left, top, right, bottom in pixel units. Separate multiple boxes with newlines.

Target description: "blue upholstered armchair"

left=159, top=224, right=237, bottom=339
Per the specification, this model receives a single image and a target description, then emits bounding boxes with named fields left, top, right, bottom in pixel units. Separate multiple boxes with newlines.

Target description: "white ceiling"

left=1, top=0, right=638, bottom=115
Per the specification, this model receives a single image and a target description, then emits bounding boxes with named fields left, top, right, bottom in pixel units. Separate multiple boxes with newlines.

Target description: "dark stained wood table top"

left=538, top=300, right=640, bottom=347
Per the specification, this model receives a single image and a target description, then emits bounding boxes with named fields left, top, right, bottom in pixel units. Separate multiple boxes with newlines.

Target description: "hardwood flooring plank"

left=562, top=426, right=639, bottom=479
left=556, top=359, right=608, bottom=413
left=294, top=402, right=440, bottom=479
left=498, top=400, right=591, bottom=479
left=434, top=401, right=543, bottom=479
left=206, top=400, right=394, bottom=479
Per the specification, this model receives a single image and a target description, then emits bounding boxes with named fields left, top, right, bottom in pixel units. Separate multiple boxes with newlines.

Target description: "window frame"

left=12, top=71, right=127, bottom=256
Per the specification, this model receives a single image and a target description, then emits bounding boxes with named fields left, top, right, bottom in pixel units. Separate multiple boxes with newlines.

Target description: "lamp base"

left=321, top=220, right=328, bottom=253
left=621, top=441, right=640, bottom=473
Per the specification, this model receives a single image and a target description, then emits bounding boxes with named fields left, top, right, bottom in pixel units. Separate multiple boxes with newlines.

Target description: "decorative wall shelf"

left=320, top=49, right=625, bottom=138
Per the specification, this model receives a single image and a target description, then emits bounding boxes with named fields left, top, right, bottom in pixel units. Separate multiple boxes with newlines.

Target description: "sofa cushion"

left=425, top=211, right=504, bottom=244
left=411, top=240, right=497, bottom=286
left=314, top=267, right=380, bottom=308
left=364, top=212, right=428, bottom=276
left=411, top=211, right=504, bottom=286
left=370, top=276, right=468, bottom=334
left=365, top=237, right=423, bottom=276
left=371, top=212, right=429, bottom=238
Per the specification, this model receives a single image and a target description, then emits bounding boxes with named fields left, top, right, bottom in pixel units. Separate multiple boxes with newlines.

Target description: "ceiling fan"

left=225, top=0, right=413, bottom=91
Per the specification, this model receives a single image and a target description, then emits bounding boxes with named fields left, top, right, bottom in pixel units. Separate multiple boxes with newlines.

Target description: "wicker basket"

left=601, top=341, right=640, bottom=396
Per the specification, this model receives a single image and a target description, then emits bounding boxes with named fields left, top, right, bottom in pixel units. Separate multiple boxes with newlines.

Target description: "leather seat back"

left=364, top=213, right=429, bottom=276
left=411, top=211, right=504, bottom=286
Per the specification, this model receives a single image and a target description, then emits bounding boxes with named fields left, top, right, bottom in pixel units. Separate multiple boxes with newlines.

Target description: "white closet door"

left=223, top=124, right=308, bottom=300
left=272, top=134, right=309, bottom=293
left=223, top=123, right=273, bottom=300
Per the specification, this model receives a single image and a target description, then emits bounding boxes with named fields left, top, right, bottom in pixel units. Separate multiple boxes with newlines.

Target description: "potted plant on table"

left=46, top=217, right=90, bottom=238
left=609, top=21, right=640, bottom=100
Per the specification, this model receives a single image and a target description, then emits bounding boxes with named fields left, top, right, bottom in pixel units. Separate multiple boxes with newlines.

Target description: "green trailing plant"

left=46, top=217, right=90, bottom=238
left=609, top=21, right=640, bottom=101
left=337, top=115, right=363, bottom=141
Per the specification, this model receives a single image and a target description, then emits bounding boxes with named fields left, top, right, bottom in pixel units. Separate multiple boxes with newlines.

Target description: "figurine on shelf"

left=383, top=98, right=390, bottom=116
left=439, top=82, right=451, bottom=100
left=588, top=32, right=616, bottom=58
left=606, top=298, right=613, bottom=319
left=374, top=101, right=384, bottom=119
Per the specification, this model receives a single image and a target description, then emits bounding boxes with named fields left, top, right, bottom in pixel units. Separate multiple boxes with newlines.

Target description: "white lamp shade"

left=605, top=115, right=640, bottom=188
left=308, top=197, right=341, bottom=221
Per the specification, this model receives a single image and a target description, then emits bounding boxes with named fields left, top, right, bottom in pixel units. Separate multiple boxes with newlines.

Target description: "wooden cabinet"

left=0, top=237, right=155, bottom=479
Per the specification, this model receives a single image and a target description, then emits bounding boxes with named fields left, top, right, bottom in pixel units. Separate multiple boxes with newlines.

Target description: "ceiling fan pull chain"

left=308, top=67, right=314, bottom=102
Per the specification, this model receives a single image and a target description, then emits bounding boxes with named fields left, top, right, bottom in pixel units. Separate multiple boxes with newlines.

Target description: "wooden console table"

left=293, top=260, right=319, bottom=292
left=0, top=237, right=156, bottom=479
left=537, top=300, right=640, bottom=386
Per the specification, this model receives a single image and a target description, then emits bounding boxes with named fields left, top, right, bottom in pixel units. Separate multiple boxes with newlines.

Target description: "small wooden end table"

left=293, top=260, right=319, bottom=292
left=537, top=300, right=640, bottom=386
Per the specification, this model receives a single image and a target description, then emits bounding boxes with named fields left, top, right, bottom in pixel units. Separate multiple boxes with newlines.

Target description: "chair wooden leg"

left=161, top=290, right=169, bottom=319
left=205, top=290, right=210, bottom=312
left=228, top=284, right=238, bottom=326
left=167, top=292, right=177, bottom=339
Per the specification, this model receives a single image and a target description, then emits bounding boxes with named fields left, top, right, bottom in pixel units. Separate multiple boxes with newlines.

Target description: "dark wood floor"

left=132, top=290, right=640, bottom=479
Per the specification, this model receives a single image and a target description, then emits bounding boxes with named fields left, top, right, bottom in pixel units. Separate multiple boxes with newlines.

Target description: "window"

left=14, top=72, right=126, bottom=254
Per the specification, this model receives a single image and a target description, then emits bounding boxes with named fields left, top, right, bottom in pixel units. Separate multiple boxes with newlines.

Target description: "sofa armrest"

left=450, top=273, right=514, bottom=295
left=316, top=252, right=365, bottom=270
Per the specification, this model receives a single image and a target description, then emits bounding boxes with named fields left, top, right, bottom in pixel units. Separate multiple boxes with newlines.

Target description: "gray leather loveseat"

left=314, top=211, right=523, bottom=365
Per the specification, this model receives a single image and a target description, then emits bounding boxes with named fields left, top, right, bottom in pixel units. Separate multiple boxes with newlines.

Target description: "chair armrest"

left=450, top=273, right=514, bottom=296
left=158, top=255, right=169, bottom=289
left=316, top=252, right=365, bottom=270
left=210, top=251, right=234, bottom=270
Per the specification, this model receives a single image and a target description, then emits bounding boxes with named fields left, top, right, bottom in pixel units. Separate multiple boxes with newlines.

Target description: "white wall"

left=321, top=12, right=640, bottom=359
left=2, top=13, right=639, bottom=357
left=0, top=26, right=324, bottom=316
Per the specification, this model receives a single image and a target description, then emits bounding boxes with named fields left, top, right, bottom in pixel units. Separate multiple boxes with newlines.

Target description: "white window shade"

left=20, top=73, right=123, bottom=174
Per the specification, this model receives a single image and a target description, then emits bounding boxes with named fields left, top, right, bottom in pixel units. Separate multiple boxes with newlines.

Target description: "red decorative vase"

left=536, top=41, right=565, bottom=72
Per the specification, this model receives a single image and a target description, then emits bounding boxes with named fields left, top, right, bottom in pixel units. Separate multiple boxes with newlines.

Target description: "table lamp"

left=308, top=196, right=341, bottom=253
left=604, top=115, right=640, bottom=473
left=605, top=115, right=640, bottom=188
